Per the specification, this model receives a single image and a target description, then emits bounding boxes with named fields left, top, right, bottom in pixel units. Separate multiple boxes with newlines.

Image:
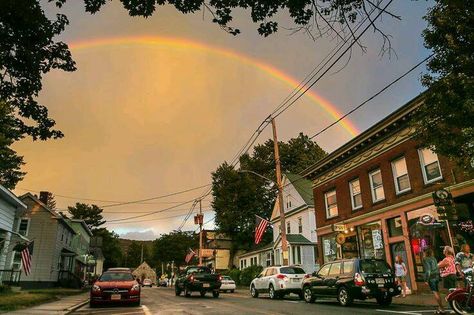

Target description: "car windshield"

left=360, top=260, right=392, bottom=274
left=280, top=267, right=306, bottom=274
left=99, top=272, right=134, bottom=281
left=186, top=267, right=210, bottom=274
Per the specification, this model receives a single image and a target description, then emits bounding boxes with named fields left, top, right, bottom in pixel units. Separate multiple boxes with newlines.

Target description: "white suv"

left=250, top=266, right=306, bottom=299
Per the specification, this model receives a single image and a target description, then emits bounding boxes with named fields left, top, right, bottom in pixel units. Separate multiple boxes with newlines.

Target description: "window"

left=329, top=262, right=341, bottom=276
left=286, top=222, right=291, bottom=234
left=369, top=169, right=385, bottom=202
left=286, top=195, right=292, bottom=209
left=266, top=252, right=272, bottom=267
left=12, top=251, right=22, bottom=270
left=342, top=261, right=354, bottom=274
left=324, top=190, right=338, bottom=218
left=392, top=157, right=411, bottom=194
left=418, top=148, right=443, bottom=183
left=275, top=249, right=281, bottom=265
left=318, top=264, right=331, bottom=277
left=349, top=179, right=363, bottom=210
left=292, top=246, right=301, bottom=265
left=387, top=216, right=403, bottom=237
left=18, top=218, right=29, bottom=236
left=240, top=260, right=244, bottom=269
left=265, top=268, right=275, bottom=276
left=298, top=217, right=303, bottom=233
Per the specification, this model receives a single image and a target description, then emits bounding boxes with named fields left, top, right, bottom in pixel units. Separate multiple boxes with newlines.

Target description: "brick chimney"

left=39, top=191, right=50, bottom=204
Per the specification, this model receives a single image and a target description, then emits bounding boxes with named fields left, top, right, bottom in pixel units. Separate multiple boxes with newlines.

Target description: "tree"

left=93, top=228, right=124, bottom=270
left=211, top=133, right=327, bottom=258
left=43, top=191, right=57, bottom=210
left=0, top=102, right=25, bottom=189
left=0, top=0, right=75, bottom=140
left=68, top=203, right=106, bottom=230
left=124, top=241, right=151, bottom=268
left=151, top=231, right=198, bottom=268
left=414, top=0, right=474, bottom=171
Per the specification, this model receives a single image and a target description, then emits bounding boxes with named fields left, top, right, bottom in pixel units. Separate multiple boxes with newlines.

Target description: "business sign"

left=332, top=224, right=347, bottom=232
left=323, top=239, right=335, bottom=256
left=372, top=230, right=383, bottom=250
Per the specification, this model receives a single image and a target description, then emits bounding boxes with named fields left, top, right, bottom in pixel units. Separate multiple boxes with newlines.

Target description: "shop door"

left=390, top=242, right=412, bottom=290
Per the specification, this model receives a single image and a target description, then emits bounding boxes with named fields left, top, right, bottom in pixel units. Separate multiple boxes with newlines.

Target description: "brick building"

left=303, top=93, right=474, bottom=292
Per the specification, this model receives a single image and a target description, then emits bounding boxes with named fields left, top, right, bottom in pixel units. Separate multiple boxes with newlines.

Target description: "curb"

left=64, top=299, right=89, bottom=315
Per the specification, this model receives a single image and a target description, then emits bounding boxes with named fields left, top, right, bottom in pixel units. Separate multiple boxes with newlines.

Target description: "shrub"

left=227, top=268, right=241, bottom=285
left=0, top=285, right=12, bottom=294
left=240, top=265, right=263, bottom=287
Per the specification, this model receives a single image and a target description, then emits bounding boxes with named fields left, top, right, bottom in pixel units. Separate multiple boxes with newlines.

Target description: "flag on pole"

left=21, top=241, right=34, bottom=276
left=255, top=215, right=269, bottom=245
left=185, top=248, right=196, bottom=264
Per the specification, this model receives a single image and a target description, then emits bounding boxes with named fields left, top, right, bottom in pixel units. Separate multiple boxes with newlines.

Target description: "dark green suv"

left=301, top=258, right=401, bottom=307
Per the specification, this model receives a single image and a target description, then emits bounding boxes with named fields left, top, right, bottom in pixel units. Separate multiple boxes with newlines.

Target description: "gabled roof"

left=273, top=234, right=314, bottom=248
left=69, top=219, right=93, bottom=237
left=0, top=185, right=26, bottom=209
left=285, top=173, right=314, bottom=206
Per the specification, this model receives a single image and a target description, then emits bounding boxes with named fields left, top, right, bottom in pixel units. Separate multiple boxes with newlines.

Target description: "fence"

left=0, top=269, right=21, bottom=285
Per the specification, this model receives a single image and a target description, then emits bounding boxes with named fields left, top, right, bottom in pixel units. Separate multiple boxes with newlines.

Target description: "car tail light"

left=218, top=275, right=223, bottom=281
left=188, top=274, right=194, bottom=282
left=354, top=273, right=365, bottom=286
left=304, top=274, right=311, bottom=279
left=276, top=274, right=288, bottom=281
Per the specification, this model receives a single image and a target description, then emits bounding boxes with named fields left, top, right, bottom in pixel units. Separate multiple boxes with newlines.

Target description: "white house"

left=0, top=185, right=27, bottom=284
left=238, top=243, right=274, bottom=270
left=271, top=173, right=318, bottom=273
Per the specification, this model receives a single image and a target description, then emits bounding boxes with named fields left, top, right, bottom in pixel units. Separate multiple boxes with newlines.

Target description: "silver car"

left=250, top=266, right=306, bottom=299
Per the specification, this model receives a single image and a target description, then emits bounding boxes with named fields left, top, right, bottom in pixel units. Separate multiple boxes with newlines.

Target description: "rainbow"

left=70, top=36, right=359, bottom=137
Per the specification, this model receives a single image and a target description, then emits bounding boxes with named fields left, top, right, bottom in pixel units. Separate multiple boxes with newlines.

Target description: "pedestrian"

left=438, top=246, right=457, bottom=290
left=394, top=255, right=408, bottom=297
left=423, top=248, right=446, bottom=314
left=455, top=243, right=473, bottom=287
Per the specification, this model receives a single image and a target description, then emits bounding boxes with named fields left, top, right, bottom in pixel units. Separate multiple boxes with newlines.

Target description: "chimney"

left=39, top=191, right=49, bottom=205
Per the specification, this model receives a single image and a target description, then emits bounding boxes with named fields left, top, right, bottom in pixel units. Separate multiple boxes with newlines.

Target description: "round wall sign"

left=336, top=233, right=346, bottom=245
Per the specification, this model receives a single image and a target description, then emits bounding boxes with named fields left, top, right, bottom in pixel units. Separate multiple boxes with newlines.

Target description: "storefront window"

left=322, top=235, right=338, bottom=263
left=341, top=232, right=359, bottom=259
left=357, top=221, right=385, bottom=260
left=388, top=216, right=403, bottom=237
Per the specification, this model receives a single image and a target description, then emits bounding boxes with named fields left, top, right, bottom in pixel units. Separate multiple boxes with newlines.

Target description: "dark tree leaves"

left=68, top=203, right=106, bottom=230
left=414, top=0, right=474, bottom=170
left=152, top=230, right=198, bottom=268
left=0, top=0, right=76, bottom=140
left=93, top=228, right=124, bottom=269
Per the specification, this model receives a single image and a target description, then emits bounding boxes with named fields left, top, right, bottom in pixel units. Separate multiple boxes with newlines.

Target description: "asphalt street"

left=72, top=287, right=450, bottom=315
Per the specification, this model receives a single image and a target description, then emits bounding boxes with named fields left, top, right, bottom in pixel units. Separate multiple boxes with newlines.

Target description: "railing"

left=0, top=269, right=22, bottom=285
left=58, top=270, right=83, bottom=288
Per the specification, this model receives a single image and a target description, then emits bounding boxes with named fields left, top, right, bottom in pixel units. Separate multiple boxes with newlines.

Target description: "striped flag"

left=185, top=248, right=196, bottom=264
left=255, top=215, right=269, bottom=245
left=21, top=241, right=34, bottom=276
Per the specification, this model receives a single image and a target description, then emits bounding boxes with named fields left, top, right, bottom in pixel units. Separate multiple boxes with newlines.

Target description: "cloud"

left=120, top=229, right=157, bottom=240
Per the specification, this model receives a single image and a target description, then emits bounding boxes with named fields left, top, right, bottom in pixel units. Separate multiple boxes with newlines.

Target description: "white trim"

left=418, top=148, right=443, bottom=184
left=369, top=169, right=385, bottom=203
left=349, top=178, right=363, bottom=210
left=324, top=190, right=338, bottom=219
left=17, top=217, right=30, bottom=237
left=391, top=156, right=411, bottom=194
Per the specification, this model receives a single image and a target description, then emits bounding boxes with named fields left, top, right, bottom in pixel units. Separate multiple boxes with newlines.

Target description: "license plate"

left=111, top=294, right=121, bottom=300
left=292, top=278, right=300, bottom=283
left=376, top=278, right=385, bottom=284
left=203, top=283, right=210, bottom=288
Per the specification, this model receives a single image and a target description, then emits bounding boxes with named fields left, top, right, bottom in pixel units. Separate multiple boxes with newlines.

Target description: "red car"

left=90, top=270, right=141, bottom=307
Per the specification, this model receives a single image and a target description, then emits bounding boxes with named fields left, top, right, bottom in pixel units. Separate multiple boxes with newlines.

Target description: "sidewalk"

left=391, top=293, right=440, bottom=307
left=3, top=292, right=89, bottom=315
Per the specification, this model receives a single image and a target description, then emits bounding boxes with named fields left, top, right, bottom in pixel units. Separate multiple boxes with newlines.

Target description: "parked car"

left=301, top=258, right=401, bottom=307
left=250, top=266, right=306, bottom=300
left=142, top=279, right=153, bottom=287
left=90, top=270, right=141, bottom=307
left=175, top=266, right=222, bottom=298
left=220, top=276, right=236, bottom=293
left=107, top=267, right=133, bottom=272
left=159, top=278, right=168, bottom=287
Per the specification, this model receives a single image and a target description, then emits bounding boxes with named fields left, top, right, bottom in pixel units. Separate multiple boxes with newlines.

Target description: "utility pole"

left=140, top=244, right=144, bottom=263
left=199, top=199, right=203, bottom=266
left=271, top=117, right=289, bottom=265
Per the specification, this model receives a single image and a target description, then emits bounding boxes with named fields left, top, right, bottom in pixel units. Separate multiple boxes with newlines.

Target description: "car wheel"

left=251, top=285, right=259, bottom=298
left=303, top=286, right=315, bottom=303
left=175, top=286, right=182, bottom=296
left=212, top=290, right=220, bottom=298
left=376, top=295, right=392, bottom=307
left=200, top=291, right=206, bottom=297
left=269, top=284, right=277, bottom=300
left=184, top=286, right=191, bottom=297
left=337, top=287, right=353, bottom=307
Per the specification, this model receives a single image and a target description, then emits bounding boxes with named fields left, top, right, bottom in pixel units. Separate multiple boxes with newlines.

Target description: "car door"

left=261, top=268, right=275, bottom=291
left=325, top=262, right=342, bottom=296
left=312, top=263, right=331, bottom=296
left=255, top=269, right=268, bottom=290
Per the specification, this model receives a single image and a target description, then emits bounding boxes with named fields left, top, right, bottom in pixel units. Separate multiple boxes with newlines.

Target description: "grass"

left=0, top=288, right=85, bottom=312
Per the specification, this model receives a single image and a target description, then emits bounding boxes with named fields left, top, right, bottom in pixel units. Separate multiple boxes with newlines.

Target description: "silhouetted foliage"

left=152, top=230, right=198, bottom=268
left=68, top=203, right=106, bottom=230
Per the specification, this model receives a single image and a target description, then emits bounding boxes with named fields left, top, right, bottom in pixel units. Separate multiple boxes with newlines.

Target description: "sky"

left=13, top=0, right=433, bottom=240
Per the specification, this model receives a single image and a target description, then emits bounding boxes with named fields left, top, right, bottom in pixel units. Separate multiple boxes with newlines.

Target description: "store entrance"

left=390, top=242, right=412, bottom=290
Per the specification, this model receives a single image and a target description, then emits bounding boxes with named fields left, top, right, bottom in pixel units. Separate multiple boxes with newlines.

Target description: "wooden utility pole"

left=271, top=117, right=289, bottom=265
left=140, top=244, right=144, bottom=263
left=199, top=199, right=203, bottom=266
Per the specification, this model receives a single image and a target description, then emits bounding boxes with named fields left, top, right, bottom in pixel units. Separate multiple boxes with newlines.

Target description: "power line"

left=105, top=210, right=214, bottom=224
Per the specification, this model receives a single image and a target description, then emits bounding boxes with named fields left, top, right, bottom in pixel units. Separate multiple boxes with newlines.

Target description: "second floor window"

left=349, top=179, right=362, bottom=210
left=324, top=190, right=338, bottom=218
left=369, top=169, right=385, bottom=202
left=298, top=217, right=303, bottom=233
left=286, top=195, right=292, bottom=209
left=18, top=218, right=29, bottom=236
left=418, top=148, right=443, bottom=184
left=392, top=157, right=411, bottom=194
left=286, top=221, right=291, bottom=234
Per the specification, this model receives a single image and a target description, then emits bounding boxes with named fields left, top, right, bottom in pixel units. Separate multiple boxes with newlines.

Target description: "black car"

left=301, top=258, right=401, bottom=307
left=175, top=266, right=222, bottom=298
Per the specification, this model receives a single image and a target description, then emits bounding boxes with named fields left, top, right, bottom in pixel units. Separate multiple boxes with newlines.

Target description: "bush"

left=240, top=265, right=263, bottom=287
left=227, top=269, right=241, bottom=285
left=0, top=285, right=12, bottom=294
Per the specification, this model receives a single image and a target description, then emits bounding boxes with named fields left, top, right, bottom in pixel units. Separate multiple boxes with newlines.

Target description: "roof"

left=238, top=243, right=274, bottom=258
left=70, top=219, right=93, bottom=237
left=284, top=173, right=314, bottom=206
left=286, top=234, right=314, bottom=245
left=0, top=185, right=26, bottom=209
left=302, top=92, right=425, bottom=180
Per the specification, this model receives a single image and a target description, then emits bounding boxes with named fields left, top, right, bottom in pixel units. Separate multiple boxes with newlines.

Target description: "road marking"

left=142, top=305, right=152, bottom=315
left=376, top=309, right=453, bottom=315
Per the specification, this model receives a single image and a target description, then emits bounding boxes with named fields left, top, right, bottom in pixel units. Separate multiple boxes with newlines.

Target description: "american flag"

left=21, top=241, right=34, bottom=276
left=255, top=215, right=269, bottom=245
left=185, top=248, right=196, bottom=264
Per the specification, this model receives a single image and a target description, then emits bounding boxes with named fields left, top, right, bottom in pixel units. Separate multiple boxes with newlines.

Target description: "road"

left=72, top=287, right=447, bottom=315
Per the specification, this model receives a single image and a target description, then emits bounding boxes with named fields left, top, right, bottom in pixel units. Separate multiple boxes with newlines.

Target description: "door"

left=325, top=262, right=342, bottom=295
left=261, top=268, right=275, bottom=291
left=390, top=242, right=412, bottom=289
left=255, top=269, right=267, bottom=290
left=312, top=263, right=331, bottom=296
